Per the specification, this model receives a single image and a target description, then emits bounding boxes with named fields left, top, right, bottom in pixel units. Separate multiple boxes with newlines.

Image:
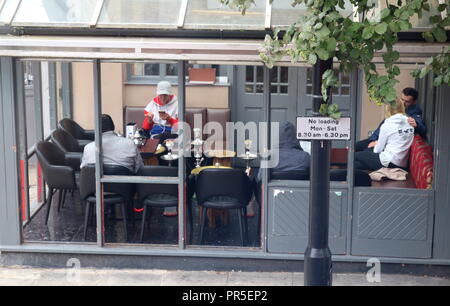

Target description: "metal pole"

left=304, top=58, right=333, bottom=286
left=48, top=62, right=58, bottom=130
left=93, top=60, right=104, bottom=246
left=178, top=60, right=186, bottom=249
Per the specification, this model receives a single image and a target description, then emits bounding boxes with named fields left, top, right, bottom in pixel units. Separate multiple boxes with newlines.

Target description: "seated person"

left=142, top=81, right=179, bottom=143
left=271, top=121, right=310, bottom=179
left=81, top=114, right=144, bottom=174
left=356, top=87, right=426, bottom=152
left=354, top=98, right=414, bottom=171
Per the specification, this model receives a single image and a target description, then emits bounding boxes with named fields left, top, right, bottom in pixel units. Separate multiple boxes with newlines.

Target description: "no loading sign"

left=296, top=116, right=351, bottom=140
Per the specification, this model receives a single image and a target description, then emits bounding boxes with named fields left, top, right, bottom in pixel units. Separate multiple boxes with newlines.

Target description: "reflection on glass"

left=341, top=73, right=350, bottom=85
left=0, top=0, right=20, bottom=24
left=280, top=85, right=288, bottom=94
left=256, top=84, right=263, bottom=93
left=270, top=67, right=278, bottom=83
left=144, top=64, right=159, bottom=76
left=166, top=63, right=178, bottom=76
left=272, top=1, right=353, bottom=27
left=13, top=0, right=98, bottom=25
left=185, top=0, right=265, bottom=30
left=98, top=0, right=181, bottom=27
left=270, top=85, right=278, bottom=94
left=256, top=66, right=263, bottom=83
left=341, top=87, right=350, bottom=96
left=280, top=67, right=289, bottom=83
left=246, top=66, right=254, bottom=82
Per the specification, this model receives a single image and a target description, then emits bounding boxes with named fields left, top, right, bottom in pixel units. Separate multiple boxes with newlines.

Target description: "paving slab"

left=162, top=270, right=228, bottom=286
left=227, top=271, right=293, bottom=286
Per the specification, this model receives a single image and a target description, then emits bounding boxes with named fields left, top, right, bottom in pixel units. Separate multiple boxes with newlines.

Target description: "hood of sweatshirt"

left=277, top=122, right=303, bottom=150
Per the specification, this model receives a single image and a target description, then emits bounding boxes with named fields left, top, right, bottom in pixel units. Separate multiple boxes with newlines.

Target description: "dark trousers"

left=354, top=151, right=399, bottom=171
left=355, top=138, right=373, bottom=152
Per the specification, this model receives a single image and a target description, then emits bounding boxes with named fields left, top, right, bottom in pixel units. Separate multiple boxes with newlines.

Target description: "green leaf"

left=308, top=53, right=317, bottom=65
left=432, top=27, right=447, bottom=43
left=398, top=20, right=410, bottom=31
left=362, top=26, right=375, bottom=39
left=326, top=37, right=337, bottom=52
left=350, top=48, right=360, bottom=59
left=316, top=26, right=331, bottom=39
left=423, top=31, right=434, bottom=43
left=425, top=57, right=434, bottom=65
left=380, top=8, right=391, bottom=20
left=329, top=111, right=342, bottom=120
left=438, top=4, right=447, bottom=12
left=319, top=103, right=329, bottom=115
left=434, top=75, right=443, bottom=86
left=388, top=22, right=401, bottom=33
left=375, top=23, right=388, bottom=35
left=316, top=48, right=329, bottom=60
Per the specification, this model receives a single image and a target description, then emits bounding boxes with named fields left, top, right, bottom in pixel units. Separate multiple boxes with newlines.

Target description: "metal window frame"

left=90, top=0, right=105, bottom=27
left=177, top=0, right=188, bottom=28
left=61, top=62, right=72, bottom=119
left=93, top=59, right=187, bottom=248
left=48, top=62, right=58, bottom=130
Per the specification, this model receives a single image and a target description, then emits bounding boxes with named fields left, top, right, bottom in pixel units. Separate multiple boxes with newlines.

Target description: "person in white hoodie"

left=354, top=98, right=414, bottom=171
left=142, top=81, right=179, bottom=142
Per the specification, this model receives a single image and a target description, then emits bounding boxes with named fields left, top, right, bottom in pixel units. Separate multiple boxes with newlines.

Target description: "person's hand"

left=368, top=141, right=378, bottom=148
left=159, top=112, right=171, bottom=121
left=146, top=112, right=154, bottom=121
left=407, top=117, right=417, bottom=128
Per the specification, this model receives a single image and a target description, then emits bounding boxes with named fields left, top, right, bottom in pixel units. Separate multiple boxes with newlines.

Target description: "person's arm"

left=143, top=102, right=155, bottom=131
left=368, top=119, right=385, bottom=141
left=373, top=125, right=388, bottom=154
left=134, top=147, right=144, bottom=174
left=410, top=114, right=427, bottom=138
left=80, top=144, right=92, bottom=169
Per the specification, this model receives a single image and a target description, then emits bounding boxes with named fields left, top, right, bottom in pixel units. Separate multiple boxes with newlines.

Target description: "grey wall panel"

left=0, top=57, right=21, bottom=246
left=352, top=188, right=434, bottom=259
left=267, top=186, right=348, bottom=254
left=433, top=85, right=450, bottom=259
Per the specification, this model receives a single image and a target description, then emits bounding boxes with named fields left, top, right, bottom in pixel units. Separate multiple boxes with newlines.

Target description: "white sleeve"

left=80, top=143, right=93, bottom=169
left=373, top=124, right=388, bottom=154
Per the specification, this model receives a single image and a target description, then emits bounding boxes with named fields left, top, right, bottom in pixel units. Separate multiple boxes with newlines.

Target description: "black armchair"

left=195, top=168, right=252, bottom=246
left=51, top=128, right=83, bottom=171
left=79, top=164, right=135, bottom=242
left=59, top=118, right=95, bottom=148
left=136, top=166, right=182, bottom=243
left=36, top=141, right=77, bottom=224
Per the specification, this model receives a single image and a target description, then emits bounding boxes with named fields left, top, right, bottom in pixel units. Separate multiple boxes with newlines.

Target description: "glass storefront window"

left=184, top=0, right=266, bottom=30
left=98, top=0, right=182, bottom=28
left=12, top=0, right=99, bottom=26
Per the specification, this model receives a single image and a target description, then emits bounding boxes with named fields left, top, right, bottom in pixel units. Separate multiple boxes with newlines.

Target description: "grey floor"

left=23, top=189, right=261, bottom=247
left=1, top=266, right=449, bottom=286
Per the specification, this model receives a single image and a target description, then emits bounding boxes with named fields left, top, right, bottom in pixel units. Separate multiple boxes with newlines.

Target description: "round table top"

left=191, top=165, right=232, bottom=175
left=160, top=153, right=179, bottom=161
left=237, top=152, right=258, bottom=160
left=204, top=150, right=236, bottom=158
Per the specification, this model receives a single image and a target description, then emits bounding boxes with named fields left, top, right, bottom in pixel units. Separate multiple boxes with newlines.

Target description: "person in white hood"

left=355, top=98, right=414, bottom=171
left=142, top=81, right=179, bottom=141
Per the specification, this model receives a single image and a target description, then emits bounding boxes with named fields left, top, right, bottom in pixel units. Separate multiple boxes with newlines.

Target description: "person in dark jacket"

left=356, top=87, right=426, bottom=152
left=272, top=121, right=310, bottom=175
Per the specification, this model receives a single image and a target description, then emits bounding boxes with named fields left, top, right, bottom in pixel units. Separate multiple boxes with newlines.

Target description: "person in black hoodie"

left=356, top=87, right=426, bottom=152
left=271, top=121, right=310, bottom=179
